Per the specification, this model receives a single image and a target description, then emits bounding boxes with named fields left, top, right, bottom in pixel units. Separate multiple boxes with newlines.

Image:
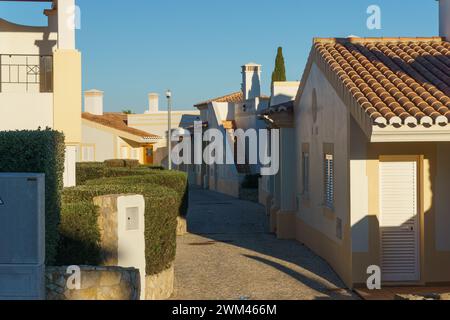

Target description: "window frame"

left=323, top=153, right=335, bottom=210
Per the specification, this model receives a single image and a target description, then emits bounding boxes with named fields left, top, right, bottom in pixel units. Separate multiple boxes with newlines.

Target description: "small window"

left=81, top=146, right=94, bottom=162
left=302, top=152, right=310, bottom=195
left=324, top=153, right=334, bottom=209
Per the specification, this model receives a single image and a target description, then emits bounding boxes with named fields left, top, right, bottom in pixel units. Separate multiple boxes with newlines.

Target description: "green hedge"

left=76, top=163, right=163, bottom=185
left=86, top=171, right=189, bottom=217
left=0, top=129, right=65, bottom=265
left=59, top=182, right=179, bottom=276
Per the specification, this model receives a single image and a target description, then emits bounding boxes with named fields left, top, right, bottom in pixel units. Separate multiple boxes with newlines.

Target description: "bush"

left=59, top=182, right=179, bottom=275
left=104, top=159, right=126, bottom=168
left=0, top=128, right=65, bottom=265
left=104, top=159, right=140, bottom=168
left=76, top=163, right=162, bottom=185
left=58, top=201, right=101, bottom=265
left=86, top=171, right=189, bottom=217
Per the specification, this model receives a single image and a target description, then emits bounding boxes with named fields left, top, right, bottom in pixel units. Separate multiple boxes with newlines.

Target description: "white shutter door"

left=380, top=161, right=420, bottom=282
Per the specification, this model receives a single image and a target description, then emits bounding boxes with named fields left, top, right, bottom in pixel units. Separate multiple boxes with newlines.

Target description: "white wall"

left=0, top=19, right=57, bottom=55
left=271, top=81, right=300, bottom=106
left=296, top=62, right=350, bottom=242
left=440, top=0, right=450, bottom=40
left=81, top=121, right=116, bottom=161
left=0, top=93, right=53, bottom=130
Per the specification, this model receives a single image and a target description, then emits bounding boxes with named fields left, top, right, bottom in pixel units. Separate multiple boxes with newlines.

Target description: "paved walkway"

left=171, top=187, right=357, bottom=300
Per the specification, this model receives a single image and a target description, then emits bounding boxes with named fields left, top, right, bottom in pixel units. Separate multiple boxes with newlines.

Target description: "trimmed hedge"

left=104, top=159, right=140, bottom=168
left=86, top=171, right=189, bottom=217
left=59, top=182, right=179, bottom=276
left=76, top=163, right=163, bottom=185
left=0, top=129, right=65, bottom=265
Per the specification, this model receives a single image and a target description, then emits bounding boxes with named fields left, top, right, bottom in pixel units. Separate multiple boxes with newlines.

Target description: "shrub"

left=85, top=171, right=189, bottom=217
left=76, top=163, right=162, bottom=185
left=104, top=159, right=140, bottom=168
left=58, top=201, right=101, bottom=265
left=104, top=159, right=126, bottom=168
left=59, top=182, right=178, bottom=275
left=0, top=128, right=65, bottom=265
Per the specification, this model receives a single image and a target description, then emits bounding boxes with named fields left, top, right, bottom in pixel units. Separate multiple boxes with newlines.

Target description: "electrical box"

left=0, top=173, right=45, bottom=300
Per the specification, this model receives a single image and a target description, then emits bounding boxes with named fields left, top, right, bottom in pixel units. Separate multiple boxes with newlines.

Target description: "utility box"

left=0, top=173, right=45, bottom=300
left=94, top=194, right=146, bottom=300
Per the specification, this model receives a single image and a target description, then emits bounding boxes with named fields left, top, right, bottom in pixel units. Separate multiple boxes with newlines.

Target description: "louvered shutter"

left=380, top=161, right=420, bottom=282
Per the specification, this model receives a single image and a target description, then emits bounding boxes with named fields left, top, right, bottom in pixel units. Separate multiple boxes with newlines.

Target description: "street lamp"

left=166, top=89, right=172, bottom=170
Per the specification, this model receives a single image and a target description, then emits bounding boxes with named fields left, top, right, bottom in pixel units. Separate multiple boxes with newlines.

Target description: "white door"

left=379, top=160, right=420, bottom=282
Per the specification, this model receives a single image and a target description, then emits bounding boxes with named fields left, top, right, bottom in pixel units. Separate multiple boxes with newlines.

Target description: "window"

left=120, top=146, right=129, bottom=159
left=132, top=148, right=141, bottom=160
left=324, top=153, right=334, bottom=209
left=81, top=145, right=94, bottom=162
left=302, top=152, right=310, bottom=195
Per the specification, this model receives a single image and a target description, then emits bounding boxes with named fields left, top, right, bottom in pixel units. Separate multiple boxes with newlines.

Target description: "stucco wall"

left=81, top=120, right=116, bottom=161
left=350, top=122, right=450, bottom=285
left=295, top=62, right=352, bottom=287
left=53, top=49, right=82, bottom=144
left=0, top=19, right=57, bottom=55
left=0, top=93, right=53, bottom=130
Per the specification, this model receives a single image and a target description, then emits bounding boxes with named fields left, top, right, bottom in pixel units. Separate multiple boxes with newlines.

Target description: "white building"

left=190, top=63, right=273, bottom=197
left=80, top=90, right=161, bottom=164
left=127, top=93, right=200, bottom=166
left=0, top=0, right=81, bottom=186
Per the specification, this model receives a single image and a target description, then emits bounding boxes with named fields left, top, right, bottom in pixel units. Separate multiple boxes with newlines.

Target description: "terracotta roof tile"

left=312, top=37, right=450, bottom=127
left=194, top=92, right=270, bottom=108
left=82, top=112, right=161, bottom=140
left=195, top=92, right=244, bottom=107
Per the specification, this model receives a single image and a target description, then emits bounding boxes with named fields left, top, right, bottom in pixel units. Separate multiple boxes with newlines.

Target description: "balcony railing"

left=0, top=54, right=53, bottom=93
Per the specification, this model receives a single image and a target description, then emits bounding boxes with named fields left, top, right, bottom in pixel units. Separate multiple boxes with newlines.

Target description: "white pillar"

left=57, top=0, right=76, bottom=50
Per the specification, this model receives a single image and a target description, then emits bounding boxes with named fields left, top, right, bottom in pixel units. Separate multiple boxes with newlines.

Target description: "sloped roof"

left=301, top=37, right=450, bottom=129
left=195, top=92, right=244, bottom=108
left=82, top=112, right=161, bottom=140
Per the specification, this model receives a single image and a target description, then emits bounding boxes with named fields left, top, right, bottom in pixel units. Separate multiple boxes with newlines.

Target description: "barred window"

left=324, top=154, right=334, bottom=209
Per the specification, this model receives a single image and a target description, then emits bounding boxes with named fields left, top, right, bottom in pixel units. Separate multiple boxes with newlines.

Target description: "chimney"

left=241, top=63, right=262, bottom=100
left=84, top=89, right=104, bottom=115
left=148, top=93, right=159, bottom=113
left=440, top=0, right=450, bottom=41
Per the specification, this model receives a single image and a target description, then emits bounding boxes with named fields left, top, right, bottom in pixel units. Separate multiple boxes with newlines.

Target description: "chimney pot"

left=148, top=93, right=159, bottom=113
left=84, top=89, right=104, bottom=115
left=241, top=63, right=262, bottom=101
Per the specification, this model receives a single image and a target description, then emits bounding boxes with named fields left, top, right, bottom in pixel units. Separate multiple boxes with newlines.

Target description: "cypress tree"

left=271, top=47, right=287, bottom=84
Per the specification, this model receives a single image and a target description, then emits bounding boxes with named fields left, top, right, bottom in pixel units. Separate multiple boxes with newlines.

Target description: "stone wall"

left=145, top=264, right=174, bottom=300
left=94, top=195, right=119, bottom=265
left=177, top=216, right=187, bottom=236
left=46, top=266, right=140, bottom=300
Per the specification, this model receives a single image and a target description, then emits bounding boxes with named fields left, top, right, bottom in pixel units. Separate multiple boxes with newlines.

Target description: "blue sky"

left=0, top=0, right=439, bottom=112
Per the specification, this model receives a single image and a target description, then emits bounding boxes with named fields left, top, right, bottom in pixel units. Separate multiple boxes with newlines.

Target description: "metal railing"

left=0, top=54, right=53, bottom=93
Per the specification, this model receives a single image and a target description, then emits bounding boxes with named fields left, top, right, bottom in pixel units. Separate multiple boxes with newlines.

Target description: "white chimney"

left=148, top=93, right=159, bottom=113
left=440, top=0, right=450, bottom=41
left=241, top=63, right=262, bottom=100
left=84, top=89, right=104, bottom=115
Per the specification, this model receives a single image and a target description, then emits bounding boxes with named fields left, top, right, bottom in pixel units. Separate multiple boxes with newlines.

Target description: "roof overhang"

left=82, top=118, right=160, bottom=144
left=371, top=124, right=450, bottom=142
